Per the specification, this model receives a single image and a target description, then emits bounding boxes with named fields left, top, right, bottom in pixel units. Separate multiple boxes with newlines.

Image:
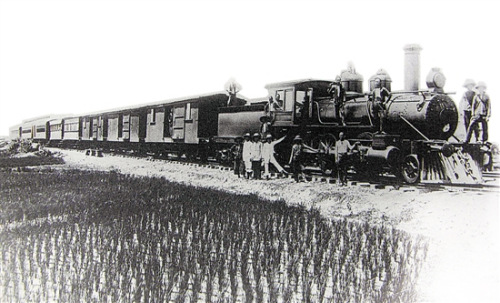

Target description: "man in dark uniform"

left=371, top=78, right=391, bottom=132
left=230, top=137, right=244, bottom=177
left=465, top=81, right=491, bottom=143
left=250, top=133, right=263, bottom=179
left=460, top=79, right=478, bottom=141
left=328, top=76, right=345, bottom=125
left=289, top=135, right=306, bottom=182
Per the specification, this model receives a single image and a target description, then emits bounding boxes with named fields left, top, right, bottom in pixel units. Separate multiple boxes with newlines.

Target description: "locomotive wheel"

left=311, top=134, right=337, bottom=175
left=401, top=154, right=420, bottom=184
left=311, top=133, right=337, bottom=155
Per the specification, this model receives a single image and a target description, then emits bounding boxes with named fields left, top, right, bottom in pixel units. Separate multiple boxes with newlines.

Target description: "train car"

left=62, top=116, right=80, bottom=143
left=9, top=125, right=21, bottom=140
left=48, top=118, right=63, bottom=141
left=140, top=91, right=245, bottom=157
left=65, top=91, right=245, bottom=156
left=19, top=116, right=52, bottom=142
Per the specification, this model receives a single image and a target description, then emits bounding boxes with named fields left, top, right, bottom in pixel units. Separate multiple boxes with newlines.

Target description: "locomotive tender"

left=9, top=45, right=489, bottom=184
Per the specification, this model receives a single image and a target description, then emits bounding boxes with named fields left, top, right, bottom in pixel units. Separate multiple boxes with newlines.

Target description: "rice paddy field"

left=0, top=167, right=428, bottom=302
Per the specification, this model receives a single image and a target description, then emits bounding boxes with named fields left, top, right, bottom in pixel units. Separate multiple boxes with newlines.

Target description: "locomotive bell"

left=426, top=68, right=446, bottom=92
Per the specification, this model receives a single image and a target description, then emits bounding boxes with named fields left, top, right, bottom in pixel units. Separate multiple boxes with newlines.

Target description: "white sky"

left=0, top=0, right=498, bottom=141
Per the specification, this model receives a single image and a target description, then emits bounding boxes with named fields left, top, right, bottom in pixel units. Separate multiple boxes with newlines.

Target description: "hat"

left=266, top=134, right=273, bottom=139
left=476, top=81, right=487, bottom=89
left=293, top=135, right=302, bottom=142
left=463, top=79, right=475, bottom=87
left=243, top=133, right=251, bottom=138
left=253, top=133, right=261, bottom=138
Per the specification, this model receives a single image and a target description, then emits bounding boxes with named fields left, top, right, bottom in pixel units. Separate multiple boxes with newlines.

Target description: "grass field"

left=0, top=167, right=428, bottom=302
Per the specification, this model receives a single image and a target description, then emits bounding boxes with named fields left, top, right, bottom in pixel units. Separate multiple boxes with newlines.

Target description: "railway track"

left=82, top=148, right=499, bottom=195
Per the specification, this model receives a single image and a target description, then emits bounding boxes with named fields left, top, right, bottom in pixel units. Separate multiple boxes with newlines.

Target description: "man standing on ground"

left=335, top=132, right=357, bottom=186
left=262, top=134, right=287, bottom=179
left=242, top=133, right=252, bottom=179
left=250, top=133, right=263, bottom=179
left=289, top=135, right=307, bottom=182
left=230, top=137, right=243, bottom=177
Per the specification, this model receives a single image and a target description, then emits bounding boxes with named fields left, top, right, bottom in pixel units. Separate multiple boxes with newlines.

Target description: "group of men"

left=460, top=79, right=491, bottom=143
left=230, top=131, right=357, bottom=185
left=230, top=132, right=287, bottom=180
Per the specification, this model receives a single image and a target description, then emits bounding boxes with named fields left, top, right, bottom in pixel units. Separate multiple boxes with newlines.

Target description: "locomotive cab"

left=264, top=79, right=334, bottom=126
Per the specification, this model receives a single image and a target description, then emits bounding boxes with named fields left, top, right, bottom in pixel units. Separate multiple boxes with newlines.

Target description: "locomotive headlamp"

left=426, top=68, right=446, bottom=90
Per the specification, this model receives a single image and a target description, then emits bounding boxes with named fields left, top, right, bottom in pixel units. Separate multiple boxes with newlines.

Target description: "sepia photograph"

left=0, top=0, right=498, bottom=302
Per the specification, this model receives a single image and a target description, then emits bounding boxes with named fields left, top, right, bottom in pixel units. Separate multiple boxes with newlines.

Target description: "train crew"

left=262, top=134, right=287, bottom=179
left=274, top=94, right=284, bottom=110
left=268, top=96, right=283, bottom=112
left=371, top=78, right=391, bottom=133
left=335, top=132, right=357, bottom=186
left=460, top=79, right=479, bottom=141
left=289, top=135, right=307, bottom=182
left=465, top=81, right=491, bottom=143
left=242, top=133, right=253, bottom=179
left=250, top=133, right=263, bottom=179
left=297, top=94, right=311, bottom=128
left=230, top=137, right=244, bottom=177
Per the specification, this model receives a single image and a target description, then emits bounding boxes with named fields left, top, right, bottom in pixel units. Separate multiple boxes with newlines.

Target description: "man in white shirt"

left=262, top=134, right=287, bottom=179
left=335, top=132, right=356, bottom=185
left=242, top=133, right=252, bottom=179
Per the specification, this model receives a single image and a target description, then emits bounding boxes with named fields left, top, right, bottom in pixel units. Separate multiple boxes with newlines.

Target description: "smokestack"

left=403, top=44, right=422, bottom=91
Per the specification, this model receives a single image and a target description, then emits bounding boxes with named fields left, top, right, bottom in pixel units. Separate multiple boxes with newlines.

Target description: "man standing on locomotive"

left=460, top=79, right=479, bottom=141
left=262, top=134, right=287, bottom=179
left=242, top=133, right=252, bottom=179
left=230, top=137, right=244, bottom=177
left=371, top=77, right=391, bottom=133
left=250, top=133, right=263, bottom=179
left=328, top=76, right=346, bottom=125
left=335, top=132, right=357, bottom=186
left=465, top=81, right=491, bottom=143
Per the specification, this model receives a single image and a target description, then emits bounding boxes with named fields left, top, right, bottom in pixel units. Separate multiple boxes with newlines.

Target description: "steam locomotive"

left=9, top=44, right=490, bottom=184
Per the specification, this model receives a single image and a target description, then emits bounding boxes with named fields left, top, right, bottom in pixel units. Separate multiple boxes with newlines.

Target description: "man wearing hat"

left=460, top=79, right=479, bottom=140
left=242, top=133, right=252, bottom=179
left=250, top=133, right=263, bottom=179
left=230, top=137, right=244, bottom=177
left=465, top=81, right=491, bottom=143
left=262, top=134, right=287, bottom=179
left=289, top=135, right=307, bottom=182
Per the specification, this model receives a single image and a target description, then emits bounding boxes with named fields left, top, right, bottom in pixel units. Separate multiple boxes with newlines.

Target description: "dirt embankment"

left=53, top=149, right=499, bottom=303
